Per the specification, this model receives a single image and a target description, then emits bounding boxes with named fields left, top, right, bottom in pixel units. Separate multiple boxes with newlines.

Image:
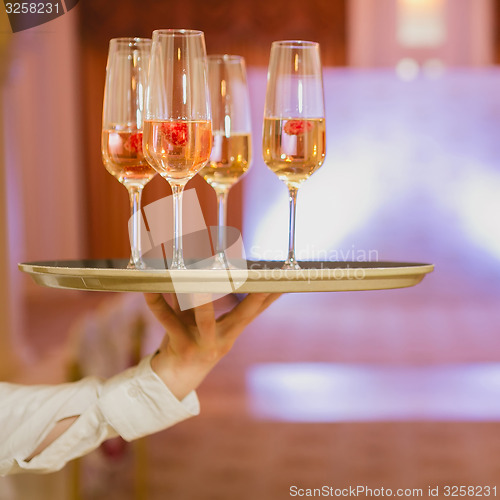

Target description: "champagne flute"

left=199, top=55, right=252, bottom=269
left=101, top=37, right=155, bottom=270
left=262, top=40, right=326, bottom=270
left=143, top=29, right=212, bottom=270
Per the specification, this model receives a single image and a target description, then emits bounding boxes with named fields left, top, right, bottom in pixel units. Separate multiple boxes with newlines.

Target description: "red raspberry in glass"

left=283, top=119, right=314, bottom=136
left=123, top=131, right=143, bottom=153
left=160, top=121, right=189, bottom=146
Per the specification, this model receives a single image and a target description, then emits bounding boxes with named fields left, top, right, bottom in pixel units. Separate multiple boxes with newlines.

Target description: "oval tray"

left=18, top=259, right=434, bottom=294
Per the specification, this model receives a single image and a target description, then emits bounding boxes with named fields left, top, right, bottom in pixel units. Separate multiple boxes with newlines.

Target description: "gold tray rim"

left=18, top=259, right=434, bottom=293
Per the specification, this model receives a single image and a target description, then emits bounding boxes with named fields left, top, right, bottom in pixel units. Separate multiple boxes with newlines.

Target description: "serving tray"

left=18, top=259, right=434, bottom=294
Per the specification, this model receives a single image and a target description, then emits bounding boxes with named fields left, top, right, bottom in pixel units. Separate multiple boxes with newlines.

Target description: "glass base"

left=169, top=258, right=187, bottom=270
left=210, top=252, right=238, bottom=270
left=127, top=259, right=148, bottom=270
left=282, top=260, right=301, bottom=270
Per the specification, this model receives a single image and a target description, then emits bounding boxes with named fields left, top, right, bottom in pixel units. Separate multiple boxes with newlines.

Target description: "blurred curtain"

left=1, top=7, right=84, bottom=369
left=0, top=6, right=20, bottom=378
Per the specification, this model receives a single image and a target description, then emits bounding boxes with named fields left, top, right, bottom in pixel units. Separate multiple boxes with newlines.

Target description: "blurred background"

left=2, top=0, right=500, bottom=498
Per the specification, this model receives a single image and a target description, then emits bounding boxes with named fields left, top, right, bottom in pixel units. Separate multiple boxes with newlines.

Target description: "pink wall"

left=348, top=0, right=494, bottom=67
left=2, top=8, right=84, bottom=365
left=4, top=8, right=84, bottom=289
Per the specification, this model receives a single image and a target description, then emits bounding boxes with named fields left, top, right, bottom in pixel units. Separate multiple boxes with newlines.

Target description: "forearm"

left=24, top=416, right=78, bottom=462
left=0, top=355, right=199, bottom=475
left=21, top=353, right=197, bottom=464
left=23, top=351, right=207, bottom=466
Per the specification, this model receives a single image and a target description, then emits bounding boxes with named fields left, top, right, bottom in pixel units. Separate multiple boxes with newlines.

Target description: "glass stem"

left=171, top=183, right=186, bottom=269
left=284, top=186, right=300, bottom=270
left=215, top=189, right=229, bottom=261
left=127, top=185, right=144, bottom=269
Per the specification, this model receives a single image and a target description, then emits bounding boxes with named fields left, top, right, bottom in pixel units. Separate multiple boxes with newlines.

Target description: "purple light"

left=246, top=363, right=500, bottom=422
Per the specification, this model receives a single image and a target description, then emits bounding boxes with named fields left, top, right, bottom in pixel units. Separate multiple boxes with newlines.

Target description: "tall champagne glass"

left=102, top=37, right=155, bottom=269
left=262, top=41, right=326, bottom=270
left=199, top=55, right=252, bottom=269
left=143, top=29, right=212, bottom=270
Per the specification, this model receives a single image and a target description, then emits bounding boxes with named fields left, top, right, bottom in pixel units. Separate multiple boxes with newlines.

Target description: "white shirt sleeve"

left=0, top=355, right=200, bottom=475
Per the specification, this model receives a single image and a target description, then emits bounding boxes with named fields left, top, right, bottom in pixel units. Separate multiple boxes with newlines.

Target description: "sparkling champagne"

left=101, top=129, right=156, bottom=186
left=199, top=132, right=251, bottom=191
left=262, top=118, right=326, bottom=188
left=143, top=120, right=212, bottom=182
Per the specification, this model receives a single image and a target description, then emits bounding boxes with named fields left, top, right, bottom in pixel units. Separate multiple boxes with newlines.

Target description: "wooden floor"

left=7, top=279, right=500, bottom=500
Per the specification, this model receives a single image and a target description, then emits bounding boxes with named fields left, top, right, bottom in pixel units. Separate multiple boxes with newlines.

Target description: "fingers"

left=192, top=298, right=216, bottom=340
left=145, top=292, right=282, bottom=350
left=143, top=293, right=187, bottom=337
left=234, top=293, right=280, bottom=319
left=258, top=293, right=282, bottom=314
left=219, top=293, right=281, bottom=340
left=170, top=293, right=181, bottom=313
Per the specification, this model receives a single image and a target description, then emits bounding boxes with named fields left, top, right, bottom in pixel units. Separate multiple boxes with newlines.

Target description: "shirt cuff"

left=98, top=355, right=200, bottom=441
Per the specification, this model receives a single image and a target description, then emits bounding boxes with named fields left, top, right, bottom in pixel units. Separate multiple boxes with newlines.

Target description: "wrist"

left=150, top=350, right=214, bottom=401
